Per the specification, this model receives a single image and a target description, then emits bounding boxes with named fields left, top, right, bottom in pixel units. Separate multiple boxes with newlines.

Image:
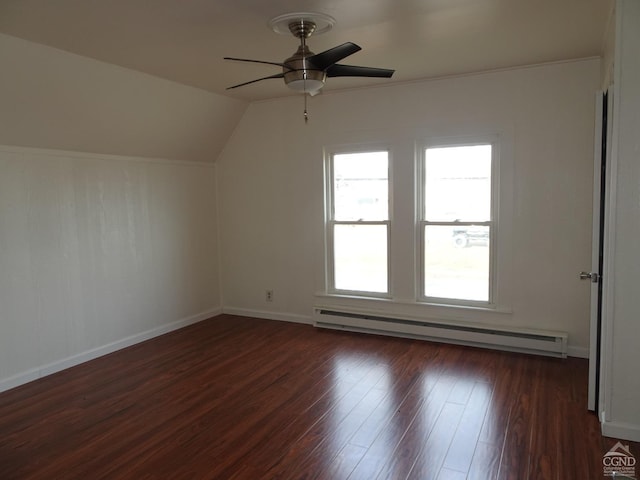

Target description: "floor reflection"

left=412, top=375, right=493, bottom=478
left=327, top=354, right=394, bottom=478
left=324, top=351, right=495, bottom=479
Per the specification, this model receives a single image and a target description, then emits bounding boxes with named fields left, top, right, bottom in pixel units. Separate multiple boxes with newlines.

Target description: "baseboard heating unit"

left=313, top=308, right=568, bottom=358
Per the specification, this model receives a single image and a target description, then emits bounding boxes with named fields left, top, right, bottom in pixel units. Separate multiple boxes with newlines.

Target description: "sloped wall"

left=0, top=33, right=244, bottom=391
left=0, top=33, right=247, bottom=162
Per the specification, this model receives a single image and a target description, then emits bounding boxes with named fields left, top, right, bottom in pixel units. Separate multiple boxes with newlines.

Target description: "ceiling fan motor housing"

left=283, top=44, right=326, bottom=93
left=282, top=20, right=326, bottom=94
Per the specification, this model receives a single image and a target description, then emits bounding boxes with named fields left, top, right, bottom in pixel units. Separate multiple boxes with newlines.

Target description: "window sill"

left=314, top=293, right=513, bottom=317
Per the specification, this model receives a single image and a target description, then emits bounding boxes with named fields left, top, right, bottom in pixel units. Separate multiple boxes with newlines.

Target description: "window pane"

left=423, top=225, right=489, bottom=301
left=333, top=151, right=388, bottom=221
left=424, top=145, right=491, bottom=222
left=334, top=224, right=387, bottom=293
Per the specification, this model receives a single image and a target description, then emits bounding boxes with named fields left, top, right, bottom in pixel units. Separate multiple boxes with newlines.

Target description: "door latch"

left=579, top=271, right=600, bottom=283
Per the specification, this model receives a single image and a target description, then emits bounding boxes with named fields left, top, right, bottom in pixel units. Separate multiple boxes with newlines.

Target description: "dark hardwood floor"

left=0, top=314, right=637, bottom=479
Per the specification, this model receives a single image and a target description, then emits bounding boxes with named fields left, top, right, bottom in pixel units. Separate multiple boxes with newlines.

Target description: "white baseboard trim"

left=567, top=345, right=589, bottom=359
left=222, top=307, right=312, bottom=325
left=0, top=307, right=221, bottom=394
left=601, top=420, right=640, bottom=442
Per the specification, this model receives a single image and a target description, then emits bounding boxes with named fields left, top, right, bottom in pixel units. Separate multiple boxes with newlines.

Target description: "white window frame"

left=325, top=146, right=392, bottom=298
left=416, top=136, right=499, bottom=307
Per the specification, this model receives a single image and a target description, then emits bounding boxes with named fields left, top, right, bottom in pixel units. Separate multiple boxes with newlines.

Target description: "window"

left=419, top=142, right=495, bottom=304
left=327, top=150, right=389, bottom=295
left=322, top=136, right=502, bottom=311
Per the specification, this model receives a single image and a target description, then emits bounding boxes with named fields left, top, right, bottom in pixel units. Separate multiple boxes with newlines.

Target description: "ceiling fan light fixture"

left=286, top=78, right=324, bottom=95
left=284, top=67, right=326, bottom=95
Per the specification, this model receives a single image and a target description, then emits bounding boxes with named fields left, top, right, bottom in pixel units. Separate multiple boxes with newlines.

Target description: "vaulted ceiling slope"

left=0, top=33, right=247, bottom=163
left=0, top=0, right=613, bottom=102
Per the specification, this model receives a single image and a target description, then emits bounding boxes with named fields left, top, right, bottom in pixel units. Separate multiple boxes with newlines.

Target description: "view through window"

left=329, top=151, right=389, bottom=294
left=421, top=144, right=493, bottom=302
left=326, top=141, right=495, bottom=306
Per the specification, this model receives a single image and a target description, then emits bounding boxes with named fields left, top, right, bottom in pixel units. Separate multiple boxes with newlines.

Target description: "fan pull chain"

left=303, top=70, right=309, bottom=124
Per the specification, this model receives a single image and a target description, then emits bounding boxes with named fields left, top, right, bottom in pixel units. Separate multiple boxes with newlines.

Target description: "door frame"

left=587, top=91, right=606, bottom=412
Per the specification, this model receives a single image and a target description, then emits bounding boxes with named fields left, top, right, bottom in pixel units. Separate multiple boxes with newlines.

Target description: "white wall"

left=0, top=33, right=241, bottom=391
left=0, top=33, right=247, bottom=163
left=217, top=59, right=600, bottom=355
left=600, top=0, right=640, bottom=442
left=0, top=146, right=221, bottom=391
left=600, top=3, right=617, bottom=90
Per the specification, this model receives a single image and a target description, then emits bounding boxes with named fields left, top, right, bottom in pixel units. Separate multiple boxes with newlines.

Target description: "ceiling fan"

left=224, top=12, right=395, bottom=97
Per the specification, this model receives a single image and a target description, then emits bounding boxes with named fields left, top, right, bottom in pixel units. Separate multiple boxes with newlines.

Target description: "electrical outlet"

left=266, top=290, right=274, bottom=302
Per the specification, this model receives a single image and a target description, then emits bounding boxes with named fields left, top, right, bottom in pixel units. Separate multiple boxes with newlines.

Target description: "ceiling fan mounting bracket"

left=288, top=20, right=317, bottom=40
left=268, top=12, right=336, bottom=37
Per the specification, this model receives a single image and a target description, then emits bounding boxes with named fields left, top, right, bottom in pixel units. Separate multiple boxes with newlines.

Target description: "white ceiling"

left=0, top=0, right=613, bottom=102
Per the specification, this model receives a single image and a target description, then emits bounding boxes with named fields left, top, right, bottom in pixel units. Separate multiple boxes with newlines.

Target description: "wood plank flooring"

left=0, top=314, right=638, bottom=479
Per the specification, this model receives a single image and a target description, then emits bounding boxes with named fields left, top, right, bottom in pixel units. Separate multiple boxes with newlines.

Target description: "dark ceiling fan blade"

left=326, top=64, right=395, bottom=78
left=226, top=73, right=285, bottom=90
left=224, top=57, right=293, bottom=70
left=308, top=42, right=362, bottom=70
